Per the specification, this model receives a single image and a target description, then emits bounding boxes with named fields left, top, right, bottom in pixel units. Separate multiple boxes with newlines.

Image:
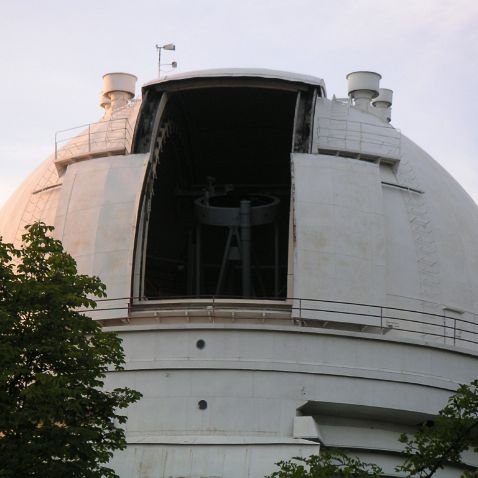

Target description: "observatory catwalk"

left=1, top=69, right=478, bottom=477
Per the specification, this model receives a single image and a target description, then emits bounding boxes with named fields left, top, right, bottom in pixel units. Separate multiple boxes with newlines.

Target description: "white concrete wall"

left=104, top=324, right=478, bottom=477
left=111, top=443, right=319, bottom=478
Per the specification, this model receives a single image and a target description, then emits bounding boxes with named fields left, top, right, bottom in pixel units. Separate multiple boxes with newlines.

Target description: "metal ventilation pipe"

left=346, top=71, right=381, bottom=112
left=99, top=93, right=111, bottom=116
left=372, top=88, right=393, bottom=123
left=100, top=72, right=137, bottom=115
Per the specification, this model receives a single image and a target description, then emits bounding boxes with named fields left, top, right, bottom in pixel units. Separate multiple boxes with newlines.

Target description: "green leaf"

left=0, top=222, right=141, bottom=477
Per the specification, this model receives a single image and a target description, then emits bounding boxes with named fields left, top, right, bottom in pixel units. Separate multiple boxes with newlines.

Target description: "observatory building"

left=1, top=69, right=478, bottom=477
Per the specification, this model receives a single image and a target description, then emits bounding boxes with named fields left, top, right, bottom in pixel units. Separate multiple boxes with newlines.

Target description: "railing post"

left=453, top=318, right=457, bottom=346
left=359, top=121, right=363, bottom=155
left=443, top=313, right=446, bottom=345
left=299, top=298, right=302, bottom=320
left=380, top=306, right=383, bottom=331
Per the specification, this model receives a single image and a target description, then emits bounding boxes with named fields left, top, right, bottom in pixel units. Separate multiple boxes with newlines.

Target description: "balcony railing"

left=293, top=297, right=478, bottom=350
left=80, top=295, right=478, bottom=352
left=54, top=118, right=134, bottom=166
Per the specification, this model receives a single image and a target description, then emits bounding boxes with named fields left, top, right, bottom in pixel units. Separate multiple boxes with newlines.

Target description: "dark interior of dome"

left=142, top=86, right=298, bottom=299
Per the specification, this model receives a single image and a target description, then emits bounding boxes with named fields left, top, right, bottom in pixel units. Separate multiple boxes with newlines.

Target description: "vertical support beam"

left=195, top=224, right=201, bottom=296
left=274, top=222, right=279, bottom=297
left=186, top=230, right=194, bottom=296
left=215, top=227, right=235, bottom=296
left=240, top=200, right=252, bottom=297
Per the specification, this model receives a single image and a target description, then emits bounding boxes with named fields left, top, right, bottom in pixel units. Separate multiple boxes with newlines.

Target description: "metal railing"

left=293, top=297, right=478, bottom=350
left=78, top=295, right=478, bottom=351
left=54, top=118, right=134, bottom=163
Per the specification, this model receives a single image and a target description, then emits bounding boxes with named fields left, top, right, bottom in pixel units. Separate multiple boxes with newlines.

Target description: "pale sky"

left=1, top=0, right=477, bottom=206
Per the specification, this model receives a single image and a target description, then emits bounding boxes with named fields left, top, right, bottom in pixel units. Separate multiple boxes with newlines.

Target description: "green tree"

left=266, top=379, right=478, bottom=478
left=398, top=379, right=478, bottom=478
left=0, top=223, right=141, bottom=478
left=266, top=451, right=383, bottom=478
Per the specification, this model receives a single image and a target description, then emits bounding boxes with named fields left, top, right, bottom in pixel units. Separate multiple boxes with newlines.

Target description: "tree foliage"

left=265, top=451, right=382, bottom=478
left=0, top=223, right=141, bottom=477
left=267, top=380, right=478, bottom=478
left=398, top=379, right=478, bottom=478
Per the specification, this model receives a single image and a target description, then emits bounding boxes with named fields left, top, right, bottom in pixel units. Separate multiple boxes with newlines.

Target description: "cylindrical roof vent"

left=346, top=71, right=381, bottom=111
left=372, top=88, right=393, bottom=107
left=101, top=72, right=137, bottom=113
left=372, top=88, right=393, bottom=123
left=99, top=92, right=111, bottom=115
left=102, top=72, right=137, bottom=98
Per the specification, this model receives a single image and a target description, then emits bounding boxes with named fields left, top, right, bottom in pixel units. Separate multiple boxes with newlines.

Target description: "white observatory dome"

left=1, top=68, right=477, bottom=477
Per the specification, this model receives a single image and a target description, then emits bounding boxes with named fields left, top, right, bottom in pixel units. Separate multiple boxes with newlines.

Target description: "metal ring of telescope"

left=194, top=194, right=280, bottom=227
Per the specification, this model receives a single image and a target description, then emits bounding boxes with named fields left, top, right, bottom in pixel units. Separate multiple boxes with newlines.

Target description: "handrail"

left=54, top=117, right=134, bottom=162
left=76, top=295, right=478, bottom=351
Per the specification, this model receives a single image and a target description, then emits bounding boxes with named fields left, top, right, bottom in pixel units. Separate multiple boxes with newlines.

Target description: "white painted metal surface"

left=1, top=68, right=477, bottom=477
left=346, top=70, right=381, bottom=111
left=292, top=153, right=386, bottom=306
left=372, top=88, right=393, bottom=122
left=347, top=71, right=381, bottom=96
left=102, top=72, right=137, bottom=97
left=144, top=67, right=326, bottom=90
left=54, top=153, right=149, bottom=319
left=102, top=72, right=137, bottom=113
left=313, top=97, right=401, bottom=160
